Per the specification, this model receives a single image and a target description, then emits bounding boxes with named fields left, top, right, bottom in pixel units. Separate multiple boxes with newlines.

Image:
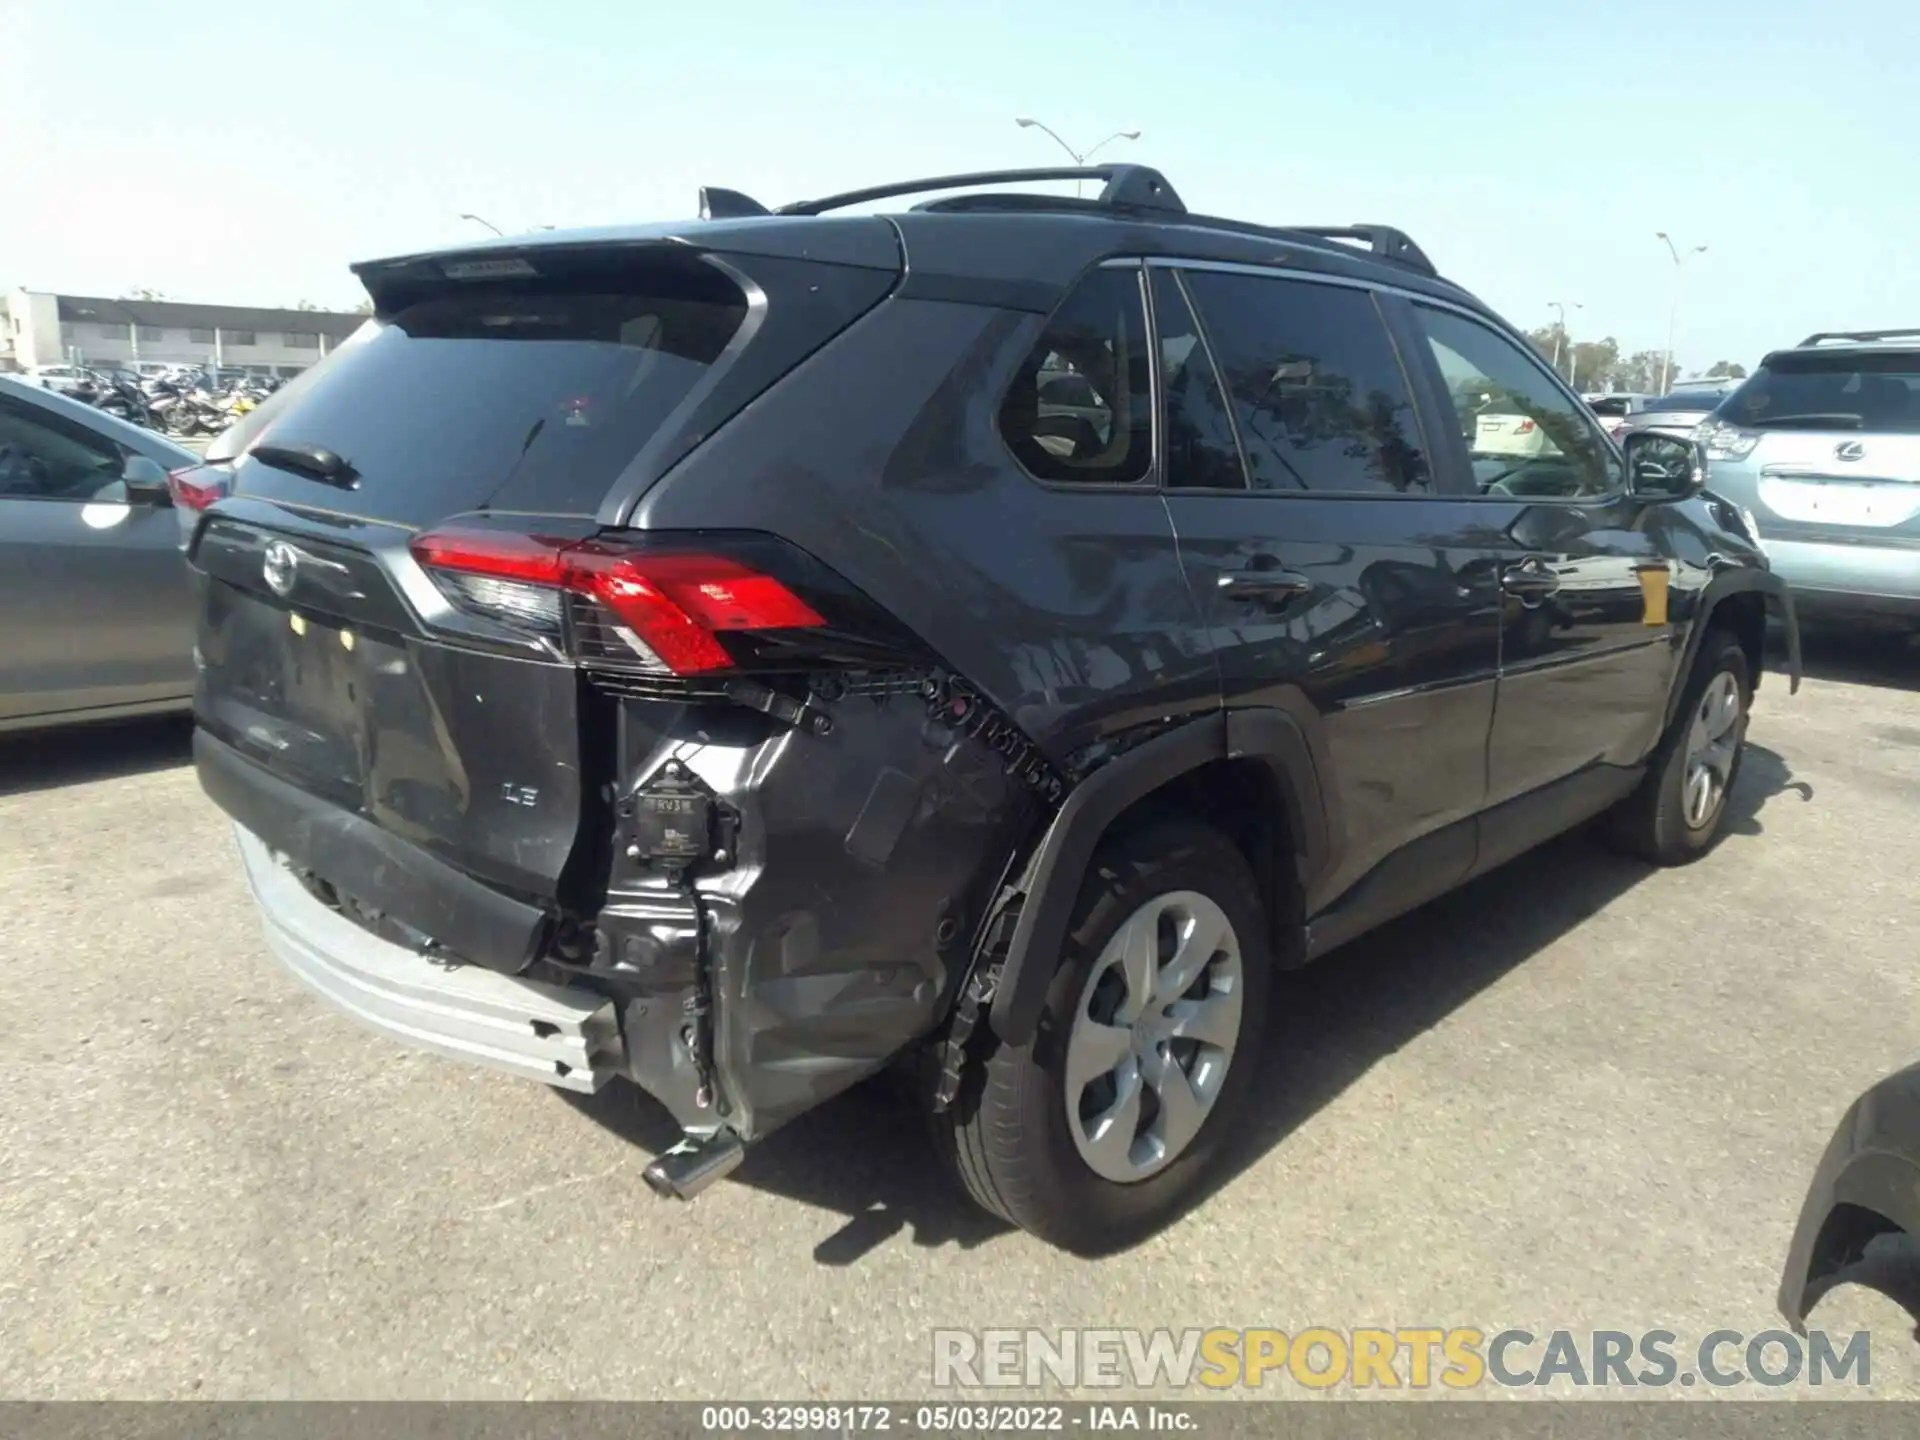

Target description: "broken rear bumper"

left=1778, top=1062, right=1920, bottom=1331
left=234, top=826, right=627, bottom=1093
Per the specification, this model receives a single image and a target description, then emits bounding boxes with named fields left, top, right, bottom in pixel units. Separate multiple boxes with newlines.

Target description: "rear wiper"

left=248, top=441, right=360, bottom=489
left=1752, top=413, right=1864, bottom=430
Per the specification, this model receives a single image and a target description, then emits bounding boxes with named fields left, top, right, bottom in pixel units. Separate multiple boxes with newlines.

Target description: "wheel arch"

left=988, top=709, right=1330, bottom=1047
left=1664, top=569, right=1800, bottom=735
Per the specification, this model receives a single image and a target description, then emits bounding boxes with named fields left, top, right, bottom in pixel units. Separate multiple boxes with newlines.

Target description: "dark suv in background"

left=184, top=165, right=1798, bottom=1252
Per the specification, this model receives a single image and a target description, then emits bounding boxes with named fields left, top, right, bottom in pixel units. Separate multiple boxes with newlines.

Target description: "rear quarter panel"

left=614, top=294, right=1219, bottom=1135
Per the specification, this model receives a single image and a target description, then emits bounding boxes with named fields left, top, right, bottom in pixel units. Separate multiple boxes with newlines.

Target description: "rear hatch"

left=191, top=234, right=898, bottom=960
left=1704, top=349, right=1920, bottom=537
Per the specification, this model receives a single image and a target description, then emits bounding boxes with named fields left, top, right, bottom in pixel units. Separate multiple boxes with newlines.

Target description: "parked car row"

left=13, top=362, right=281, bottom=438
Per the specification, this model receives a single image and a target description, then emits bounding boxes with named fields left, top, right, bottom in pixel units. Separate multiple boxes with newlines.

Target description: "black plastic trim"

left=988, top=709, right=1334, bottom=1046
left=1663, top=570, right=1802, bottom=731
left=1778, top=1061, right=1920, bottom=1330
left=892, top=270, right=1063, bottom=313
left=196, top=730, right=549, bottom=975
left=990, top=715, right=1228, bottom=1046
left=1223, top=707, right=1332, bottom=888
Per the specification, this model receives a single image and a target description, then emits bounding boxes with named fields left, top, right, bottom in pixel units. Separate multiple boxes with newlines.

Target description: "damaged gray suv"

left=186, top=165, right=1797, bottom=1252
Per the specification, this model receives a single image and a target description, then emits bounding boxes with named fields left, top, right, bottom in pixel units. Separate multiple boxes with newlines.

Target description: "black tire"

left=933, top=818, right=1271, bottom=1254
left=1603, top=631, right=1751, bottom=865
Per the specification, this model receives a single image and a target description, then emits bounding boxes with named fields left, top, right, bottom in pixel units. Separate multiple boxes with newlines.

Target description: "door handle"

left=1217, top=568, right=1312, bottom=601
left=1500, top=559, right=1561, bottom=600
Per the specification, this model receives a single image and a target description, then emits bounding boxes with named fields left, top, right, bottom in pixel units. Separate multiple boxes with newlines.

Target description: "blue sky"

left=3, top=0, right=1913, bottom=372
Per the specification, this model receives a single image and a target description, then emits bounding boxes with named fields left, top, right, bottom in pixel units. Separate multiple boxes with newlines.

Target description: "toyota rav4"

left=184, top=164, right=1799, bottom=1253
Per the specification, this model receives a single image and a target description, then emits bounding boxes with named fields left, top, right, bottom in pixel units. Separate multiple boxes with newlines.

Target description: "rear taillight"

left=168, top=464, right=228, bottom=511
left=409, top=528, right=829, bottom=676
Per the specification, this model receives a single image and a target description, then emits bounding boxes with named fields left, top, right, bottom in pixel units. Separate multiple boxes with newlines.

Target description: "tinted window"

left=215, top=266, right=746, bottom=523
left=1180, top=272, right=1429, bottom=494
left=1415, top=306, right=1622, bottom=499
left=1001, top=267, right=1153, bottom=484
left=0, top=397, right=125, bottom=501
left=1153, top=271, right=1245, bottom=490
left=1588, top=396, right=1634, bottom=417
left=1719, top=352, right=1920, bottom=434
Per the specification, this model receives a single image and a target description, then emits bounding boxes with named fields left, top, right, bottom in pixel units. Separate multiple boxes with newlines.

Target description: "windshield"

left=1719, top=352, right=1920, bottom=433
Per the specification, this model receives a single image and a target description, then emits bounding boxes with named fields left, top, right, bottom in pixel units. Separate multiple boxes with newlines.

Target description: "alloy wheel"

left=1063, top=890, right=1244, bottom=1184
left=1682, top=670, right=1743, bottom=830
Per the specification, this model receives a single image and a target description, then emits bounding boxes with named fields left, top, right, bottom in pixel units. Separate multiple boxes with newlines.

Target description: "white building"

left=1, top=289, right=366, bottom=377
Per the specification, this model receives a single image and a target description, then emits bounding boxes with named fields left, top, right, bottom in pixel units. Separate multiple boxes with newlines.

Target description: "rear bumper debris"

left=234, top=825, right=626, bottom=1092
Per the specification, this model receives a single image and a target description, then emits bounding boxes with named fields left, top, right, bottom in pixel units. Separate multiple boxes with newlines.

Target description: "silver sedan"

left=0, top=374, right=202, bottom=734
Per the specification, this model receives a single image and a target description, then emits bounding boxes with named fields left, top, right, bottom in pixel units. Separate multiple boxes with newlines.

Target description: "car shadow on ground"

left=1790, top=622, right=1919, bottom=694
left=0, top=714, right=194, bottom=799
left=567, top=748, right=1813, bottom=1266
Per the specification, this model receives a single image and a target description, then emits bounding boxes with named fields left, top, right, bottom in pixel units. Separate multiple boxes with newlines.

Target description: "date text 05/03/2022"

left=699, top=1403, right=1198, bottom=1433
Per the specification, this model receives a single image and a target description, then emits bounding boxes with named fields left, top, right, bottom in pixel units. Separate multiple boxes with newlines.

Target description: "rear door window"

left=224, top=264, right=749, bottom=525
left=1720, top=352, right=1920, bottom=434
left=1177, top=271, right=1431, bottom=494
left=1153, top=271, right=1246, bottom=490
left=1000, top=267, right=1153, bottom=485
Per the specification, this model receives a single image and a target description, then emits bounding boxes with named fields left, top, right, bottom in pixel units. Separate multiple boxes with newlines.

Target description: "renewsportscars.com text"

left=932, top=1327, right=1872, bottom=1391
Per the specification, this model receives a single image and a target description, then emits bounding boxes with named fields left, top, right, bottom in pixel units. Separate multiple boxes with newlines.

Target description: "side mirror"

left=121, top=453, right=173, bottom=505
left=1623, top=431, right=1705, bottom=501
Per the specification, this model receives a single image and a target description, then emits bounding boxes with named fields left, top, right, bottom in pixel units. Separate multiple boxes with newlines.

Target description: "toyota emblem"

left=1834, top=440, right=1866, bottom=462
left=262, top=540, right=300, bottom=597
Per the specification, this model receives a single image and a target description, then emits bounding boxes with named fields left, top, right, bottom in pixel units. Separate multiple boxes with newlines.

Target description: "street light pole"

left=458, top=213, right=505, bottom=237
left=1015, top=118, right=1141, bottom=196
left=1548, top=300, right=1582, bottom=379
left=1656, top=232, right=1708, bottom=395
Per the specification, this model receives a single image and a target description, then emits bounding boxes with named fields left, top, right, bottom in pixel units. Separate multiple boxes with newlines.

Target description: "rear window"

left=222, top=266, right=748, bottom=524
left=1644, top=389, right=1728, bottom=413
left=1587, top=396, right=1635, bottom=417
left=1720, top=352, right=1920, bottom=434
left=999, top=267, right=1153, bottom=485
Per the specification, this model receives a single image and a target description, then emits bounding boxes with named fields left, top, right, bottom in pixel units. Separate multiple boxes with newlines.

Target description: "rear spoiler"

left=350, top=225, right=899, bottom=315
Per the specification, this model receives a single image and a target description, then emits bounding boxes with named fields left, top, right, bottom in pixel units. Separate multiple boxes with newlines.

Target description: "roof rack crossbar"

left=1285, top=225, right=1436, bottom=275
left=698, top=171, right=1439, bottom=280
left=1798, top=328, right=1920, bottom=347
left=775, top=165, right=1185, bottom=217
left=904, top=197, right=1443, bottom=280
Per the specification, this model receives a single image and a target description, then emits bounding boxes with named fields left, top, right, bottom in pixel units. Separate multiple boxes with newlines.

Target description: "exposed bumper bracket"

left=235, top=826, right=626, bottom=1092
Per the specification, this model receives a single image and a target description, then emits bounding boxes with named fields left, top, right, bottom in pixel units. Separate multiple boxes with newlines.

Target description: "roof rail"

left=693, top=169, right=1438, bottom=278
left=1798, top=328, right=1920, bottom=347
left=905, top=196, right=1441, bottom=279
left=1284, top=225, right=1436, bottom=275
left=771, top=165, right=1185, bottom=217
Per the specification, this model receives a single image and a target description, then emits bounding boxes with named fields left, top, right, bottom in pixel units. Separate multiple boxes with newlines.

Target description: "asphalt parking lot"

left=2, top=629, right=1917, bottom=1402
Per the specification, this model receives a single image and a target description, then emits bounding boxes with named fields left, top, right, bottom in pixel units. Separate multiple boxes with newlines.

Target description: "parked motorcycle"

left=91, top=374, right=162, bottom=430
